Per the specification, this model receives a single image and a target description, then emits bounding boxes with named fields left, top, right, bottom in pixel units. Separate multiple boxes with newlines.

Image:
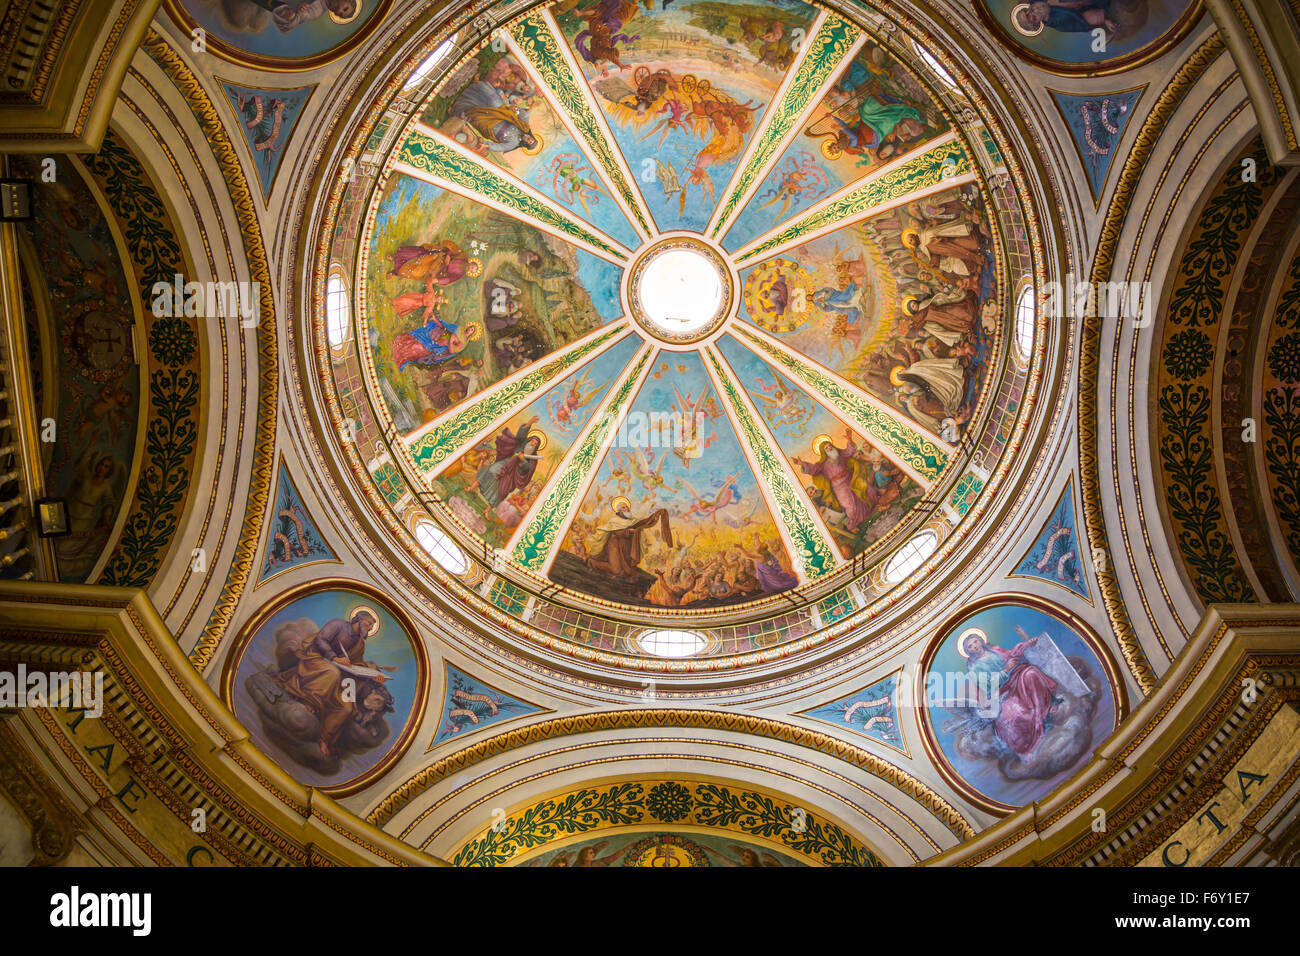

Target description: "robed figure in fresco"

left=449, top=78, right=539, bottom=154
left=476, top=417, right=545, bottom=510
left=392, top=316, right=481, bottom=371
left=273, top=608, right=395, bottom=757
left=821, top=57, right=926, bottom=161
left=388, top=241, right=479, bottom=289
left=586, top=496, right=672, bottom=579
left=961, top=629, right=1058, bottom=758
left=796, top=434, right=874, bottom=532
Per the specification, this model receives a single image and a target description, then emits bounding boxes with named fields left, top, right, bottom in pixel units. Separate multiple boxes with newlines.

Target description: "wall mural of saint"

left=975, top=0, right=1199, bottom=73
left=225, top=585, right=427, bottom=792
left=171, top=0, right=390, bottom=66
left=920, top=601, right=1120, bottom=812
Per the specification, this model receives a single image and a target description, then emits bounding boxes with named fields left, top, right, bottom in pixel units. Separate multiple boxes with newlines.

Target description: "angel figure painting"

left=718, top=336, right=924, bottom=559
left=552, top=0, right=820, bottom=231
left=923, top=603, right=1117, bottom=809
left=229, top=589, right=424, bottom=790
left=551, top=352, right=800, bottom=607
left=725, top=40, right=950, bottom=250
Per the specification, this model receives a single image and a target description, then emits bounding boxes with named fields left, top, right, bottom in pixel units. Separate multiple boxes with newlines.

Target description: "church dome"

left=310, top=0, right=1045, bottom=673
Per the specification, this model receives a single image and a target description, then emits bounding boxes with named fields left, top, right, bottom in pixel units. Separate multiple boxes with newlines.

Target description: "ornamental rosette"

left=1164, top=329, right=1212, bottom=380
left=646, top=782, right=694, bottom=823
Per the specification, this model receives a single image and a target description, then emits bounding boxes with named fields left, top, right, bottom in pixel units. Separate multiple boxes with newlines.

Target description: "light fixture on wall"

left=33, top=498, right=70, bottom=537
left=0, top=179, right=33, bottom=222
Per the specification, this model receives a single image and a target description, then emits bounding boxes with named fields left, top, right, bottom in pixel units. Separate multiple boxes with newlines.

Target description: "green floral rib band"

left=734, top=325, right=948, bottom=482
left=707, top=350, right=837, bottom=578
left=512, top=345, right=654, bottom=569
left=408, top=325, right=626, bottom=472
left=510, top=14, right=655, bottom=238
left=711, top=14, right=859, bottom=236
left=398, top=128, right=626, bottom=260
left=737, top=137, right=972, bottom=264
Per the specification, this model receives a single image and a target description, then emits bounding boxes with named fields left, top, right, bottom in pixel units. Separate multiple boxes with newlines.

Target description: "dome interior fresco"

left=1, top=0, right=1300, bottom=894
left=317, top=0, right=1040, bottom=668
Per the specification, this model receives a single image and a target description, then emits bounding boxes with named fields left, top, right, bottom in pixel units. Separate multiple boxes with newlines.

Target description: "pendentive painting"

left=225, top=584, right=427, bottom=792
left=920, top=601, right=1119, bottom=811
left=170, top=0, right=390, bottom=67
left=974, top=0, right=1199, bottom=73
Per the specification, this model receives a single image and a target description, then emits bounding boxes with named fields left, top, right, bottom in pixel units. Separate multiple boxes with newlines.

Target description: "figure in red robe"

left=963, top=631, right=1058, bottom=757
left=388, top=241, right=479, bottom=290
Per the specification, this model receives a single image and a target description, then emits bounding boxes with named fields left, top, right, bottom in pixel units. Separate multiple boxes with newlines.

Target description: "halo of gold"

left=466, top=257, right=483, bottom=278
left=329, top=2, right=362, bottom=25
left=889, top=365, right=907, bottom=387
left=901, top=226, right=920, bottom=248
left=521, top=132, right=545, bottom=156
left=347, top=603, right=382, bottom=639
left=1010, top=3, right=1045, bottom=37
left=812, top=434, right=834, bottom=457
left=611, top=495, right=631, bottom=513
left=955, top=626, right=986, bottom=658
left=901, top=294, right=921, bottom=316
left=463, top=322, right=483, bottom=342
left=820, top=137, right=843, bottom=162
left=526, top=430, right=547, bottom=451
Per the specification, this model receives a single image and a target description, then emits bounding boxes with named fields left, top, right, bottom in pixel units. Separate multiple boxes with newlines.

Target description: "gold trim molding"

left=1079, top=33, right=1228, bottom=694
left=0, top=582, right=443, bottom=866
left=367, top=708, right=976, bottom=840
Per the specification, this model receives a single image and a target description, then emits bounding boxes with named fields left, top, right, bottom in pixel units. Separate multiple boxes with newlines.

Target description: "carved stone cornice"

left=0, top=0, right=160, bottom=151
left=0, top=718, right=84, bottom=865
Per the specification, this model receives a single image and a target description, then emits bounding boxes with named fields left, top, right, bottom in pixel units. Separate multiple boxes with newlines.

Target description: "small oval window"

left=883, top=530, right=937, bottom=584
left=415, top=519, right=468, bottom=575
left=404, top=34, right=459, bottom=90
left=637, top=628, right=707, bottom=658
left=326, top=273, right=351, bottom=349
left=915, top=44, right=956, bottom=89
left=1014, top=283, right=1034, bottom=361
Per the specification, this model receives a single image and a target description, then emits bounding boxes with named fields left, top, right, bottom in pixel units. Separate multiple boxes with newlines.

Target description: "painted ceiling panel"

left=552, top=0, right=821, bottom=233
